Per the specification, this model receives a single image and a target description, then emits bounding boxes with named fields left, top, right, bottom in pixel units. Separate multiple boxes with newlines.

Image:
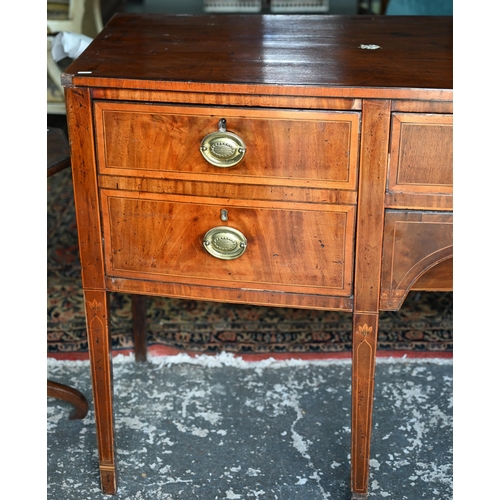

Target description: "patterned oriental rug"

left=48, top=169, right=453, bottom=358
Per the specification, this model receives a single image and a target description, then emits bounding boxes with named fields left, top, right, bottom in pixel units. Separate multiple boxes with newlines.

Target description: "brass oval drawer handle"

left=203, top=226, right=248, bottom=260
left=200, top=118, right=246, bottom=168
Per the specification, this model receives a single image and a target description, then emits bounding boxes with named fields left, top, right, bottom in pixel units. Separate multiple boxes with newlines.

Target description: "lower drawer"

left=380, top=210, right=452, bottom=310
left=100, top=190, right=356, bottom=297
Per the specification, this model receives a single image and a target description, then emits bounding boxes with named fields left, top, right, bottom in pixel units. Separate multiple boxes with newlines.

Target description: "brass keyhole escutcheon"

left=203, top=226, right=247, bottom=260
left=200, top=118, right=246, bottom=168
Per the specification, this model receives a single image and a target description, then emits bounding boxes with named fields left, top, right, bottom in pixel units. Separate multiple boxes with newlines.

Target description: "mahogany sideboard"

left=62, top=14, right=452, bottom=498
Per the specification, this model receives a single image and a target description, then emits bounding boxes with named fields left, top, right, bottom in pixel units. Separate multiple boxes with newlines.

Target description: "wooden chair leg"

left=131, top=294, right=148, bottom=362
left=47, top=379, right=89, bottom=420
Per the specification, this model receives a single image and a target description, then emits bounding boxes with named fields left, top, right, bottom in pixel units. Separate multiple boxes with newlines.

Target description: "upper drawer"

left=386, top=113, right=452, bottom=207
left=94, top=102, right=360, bottom=190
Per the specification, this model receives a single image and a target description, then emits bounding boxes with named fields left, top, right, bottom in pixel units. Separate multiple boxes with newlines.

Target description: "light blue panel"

left=386, top=0, right=453, bottom=15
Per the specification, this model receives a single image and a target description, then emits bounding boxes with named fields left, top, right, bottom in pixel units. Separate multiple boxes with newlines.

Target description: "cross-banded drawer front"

left=100, top=190, right=356, bottom=296
left=94, top=102, right=360, bottom=190
left=388, top=113, right=453, bottom=195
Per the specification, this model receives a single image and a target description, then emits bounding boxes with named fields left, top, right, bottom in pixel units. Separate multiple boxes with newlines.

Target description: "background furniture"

left=47, top=0, right=126, bottom=114
left=62, top=14, right=452, bottom=498
left=47, top=380, right=88, bottom=420
left=47, top=0, right=103, bottom=114
left=128, top=0, right=359, bottom=14
left=47, top=127, right=89, bottom=421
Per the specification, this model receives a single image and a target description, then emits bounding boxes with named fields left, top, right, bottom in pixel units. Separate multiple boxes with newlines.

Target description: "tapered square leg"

left=351, top=493, right=369, bottom=500
left=84, top=289, right=117, bottom=495
left=351, top=312, right=379, bottom=498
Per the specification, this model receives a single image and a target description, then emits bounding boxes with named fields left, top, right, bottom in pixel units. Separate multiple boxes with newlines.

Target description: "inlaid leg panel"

left=351, top=312, right=379, bottom=498
left=84, top=289, right=117, bottom=494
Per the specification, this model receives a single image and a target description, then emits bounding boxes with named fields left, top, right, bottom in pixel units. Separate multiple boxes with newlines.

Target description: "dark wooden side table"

left=47, top=127, right=89, bottom=420
left=62, top=15, right=452, bottom=498
left=47, top=127, right=71, bottom=177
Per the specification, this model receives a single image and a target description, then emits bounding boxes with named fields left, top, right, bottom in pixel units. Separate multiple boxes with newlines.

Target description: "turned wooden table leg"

left=84, top=289, right=117, bottom=495
left=351, top=312, right=379, bottom=498
left=47, top=379, right=89, bottom=420
left=131, top=294, right=147, bottom=362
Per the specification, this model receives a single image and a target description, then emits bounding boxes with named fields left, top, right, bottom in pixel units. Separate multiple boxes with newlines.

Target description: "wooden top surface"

left=63, top=14, right=452, bottom=99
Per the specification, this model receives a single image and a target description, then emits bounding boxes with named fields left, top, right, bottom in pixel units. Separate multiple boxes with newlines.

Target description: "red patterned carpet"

left=48, top=168, right=452, bottom=360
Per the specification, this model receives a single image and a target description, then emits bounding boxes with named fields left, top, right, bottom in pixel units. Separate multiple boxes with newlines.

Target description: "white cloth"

left=51, top=31, right=92, bottom=62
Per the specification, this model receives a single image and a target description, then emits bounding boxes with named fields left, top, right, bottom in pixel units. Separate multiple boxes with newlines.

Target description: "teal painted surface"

left=386, top=0, right=453, bottom=15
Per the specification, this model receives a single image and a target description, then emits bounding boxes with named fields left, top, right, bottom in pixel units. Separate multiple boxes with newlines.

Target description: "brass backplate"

left=200, top=131, right=246, bottom=168
left=203, top=226, right=248, bottom=260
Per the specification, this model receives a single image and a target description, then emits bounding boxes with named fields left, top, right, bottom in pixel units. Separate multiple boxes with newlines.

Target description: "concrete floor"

left=47, top=354, right=452, bottom=499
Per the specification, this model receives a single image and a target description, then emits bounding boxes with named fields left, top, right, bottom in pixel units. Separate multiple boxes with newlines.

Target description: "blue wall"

left=386, top=0, right=453, bottom=15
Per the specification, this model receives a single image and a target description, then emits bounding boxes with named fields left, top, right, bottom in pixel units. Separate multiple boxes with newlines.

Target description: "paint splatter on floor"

left=47, top=354, right=452, bottom=499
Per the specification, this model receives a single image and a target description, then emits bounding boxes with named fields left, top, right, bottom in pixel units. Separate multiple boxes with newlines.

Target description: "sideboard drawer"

left=387, top=113, right=452, bottom=197
left=94, top=102, right=360, bottom=190
left=100, top=190, right=356, bottom=296
left=380, top=210, right=452, bottom=310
